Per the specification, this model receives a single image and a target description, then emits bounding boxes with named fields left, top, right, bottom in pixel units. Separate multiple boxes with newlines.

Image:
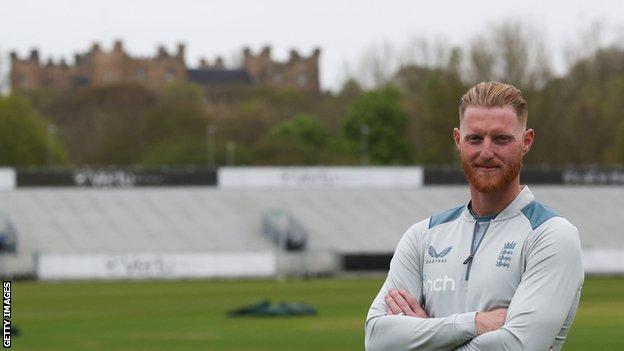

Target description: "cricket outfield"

left=13, top=276, right=624, bottom=350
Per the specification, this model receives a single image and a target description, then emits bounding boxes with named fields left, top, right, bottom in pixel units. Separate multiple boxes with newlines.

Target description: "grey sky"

left=1, top=0, right=622, bottom=91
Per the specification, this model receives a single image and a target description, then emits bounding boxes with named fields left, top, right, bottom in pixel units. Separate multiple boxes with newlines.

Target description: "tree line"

left=1, top=22, right=623, bottom=167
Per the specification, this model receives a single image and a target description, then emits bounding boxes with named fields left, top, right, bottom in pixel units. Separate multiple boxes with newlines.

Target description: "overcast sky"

left=1, top=0, right=622, bottom=91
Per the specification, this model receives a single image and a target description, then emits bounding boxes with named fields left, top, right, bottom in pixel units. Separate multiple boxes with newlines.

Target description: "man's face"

left=453, top=106, right=534, bottom=193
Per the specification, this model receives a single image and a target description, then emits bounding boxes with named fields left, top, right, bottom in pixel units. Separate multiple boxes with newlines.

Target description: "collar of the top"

left=462, top=185, right=535, bottom=223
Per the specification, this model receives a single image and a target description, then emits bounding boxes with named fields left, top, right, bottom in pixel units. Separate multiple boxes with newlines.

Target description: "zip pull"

left=464, top=254, right=475, bottom=281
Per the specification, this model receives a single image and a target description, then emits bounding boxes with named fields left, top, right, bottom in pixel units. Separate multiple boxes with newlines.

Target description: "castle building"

left=9, top=41, right=321, bottom=94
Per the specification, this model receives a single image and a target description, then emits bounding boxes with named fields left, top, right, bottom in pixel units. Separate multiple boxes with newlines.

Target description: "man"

left=365, top=82, right=584, bottom=351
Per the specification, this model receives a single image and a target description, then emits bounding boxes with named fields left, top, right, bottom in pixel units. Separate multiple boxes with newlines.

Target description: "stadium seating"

left=1, top=186, right=622, bottom=257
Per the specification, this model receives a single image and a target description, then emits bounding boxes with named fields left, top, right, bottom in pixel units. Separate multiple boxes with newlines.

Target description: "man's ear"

left=523, top=129, right=534, bottom=155
left=453, top=128, right=461, bottom=151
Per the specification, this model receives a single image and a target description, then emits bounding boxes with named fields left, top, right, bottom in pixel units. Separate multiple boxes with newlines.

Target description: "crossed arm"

left=384, top=288, right=507, bottom=336
left=365, top=219, right=584, bottom=351
left=365, top=222, right=480, bottom=351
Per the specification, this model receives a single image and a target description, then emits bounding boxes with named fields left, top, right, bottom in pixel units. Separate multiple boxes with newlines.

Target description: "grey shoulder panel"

left=520, top=200, right=560, bottom=230
left=428, top=205, right=464, bottom=229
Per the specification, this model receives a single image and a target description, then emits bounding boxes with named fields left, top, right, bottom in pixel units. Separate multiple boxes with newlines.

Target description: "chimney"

left=261, top=46, right=271, bottom=57
left=243, top=47, right=251, bottom=58
left=91, top=42, right=102, bottom=55
left=113, top=40, right=123, bottom=53
left=176, top=43, right=185, bottom=59
left=215, top=56, right=224, bottom=68
left=289, top=49, right=300, bottom=62
left=29, top=49, right=40, bottom=64
left=311, top=48, right=321, bottom=59
left=10, top=51, right=17, bottom=62
left=157, top=45, right=168, bottom=58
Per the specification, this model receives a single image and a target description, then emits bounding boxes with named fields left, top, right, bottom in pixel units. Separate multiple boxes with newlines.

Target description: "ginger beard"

left=459, top=146, right=523, bottom=193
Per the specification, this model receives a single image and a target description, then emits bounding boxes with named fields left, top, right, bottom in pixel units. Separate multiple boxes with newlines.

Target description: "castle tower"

left=243, top=46, right=321, bottom=94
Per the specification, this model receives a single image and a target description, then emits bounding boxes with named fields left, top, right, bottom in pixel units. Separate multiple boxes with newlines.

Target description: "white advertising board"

left=0, top=168, right=16, bottom=190
left=219, top=167, right=424, bottom=188
left=583, top=248, right=624, bottom=274
left=38, top=252, right=276, bottom=280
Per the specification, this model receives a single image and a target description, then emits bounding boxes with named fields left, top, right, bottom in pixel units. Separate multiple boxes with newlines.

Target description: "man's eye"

left=466, top=136, right=481, bottom=142
left=496, top=136, right=512, bottom=143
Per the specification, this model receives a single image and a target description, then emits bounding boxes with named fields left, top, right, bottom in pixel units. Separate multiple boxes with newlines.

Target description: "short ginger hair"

left=459, top=81, right=528, bottom=124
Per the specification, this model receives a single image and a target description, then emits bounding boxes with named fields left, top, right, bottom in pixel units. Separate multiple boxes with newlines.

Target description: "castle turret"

left=176, top=43, right=185, bottom=60
left=289, top=49, right=300, bottom=62
left=214, top=57, right=224, bottom=69
left=261, top=46, right=271, bottom=57
left=113, top=40, right=124, bottom=53
left=29, top=49, right=39, bottom=64
left=157, top=45, right=168, bottom=58
left=311, top=48, right=321, bottom=60
left=91, top=42, right=101, bottom=54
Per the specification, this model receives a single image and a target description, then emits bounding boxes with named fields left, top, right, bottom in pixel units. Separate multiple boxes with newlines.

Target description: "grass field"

left=13, top=276, right=624, bottom=350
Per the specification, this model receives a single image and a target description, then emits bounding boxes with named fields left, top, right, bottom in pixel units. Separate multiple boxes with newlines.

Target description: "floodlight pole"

left=206, top=124, right=216, bottom=168
left=360, top=124, right=370, bottom=165
left=47, top=124, right=57, bottom=168
left=273, top=225, right=287, bottom=282
left=226, top=141, right=236, bottom=166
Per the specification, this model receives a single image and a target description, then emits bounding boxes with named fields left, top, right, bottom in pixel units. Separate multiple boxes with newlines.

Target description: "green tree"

left=33, top=83, right=157, bottom=165
left=396, top=66, right=466, bottom=164
left=140, top=81, right=208, bottom=145
left=138, top=81, right=211, bottom=166
left=0, top=95, right=68, bottom=166
left=528, top=48, right=624, bottom=165
left=337, top=79, right=363, bottom=101
left=139, top=138, right=207, bottom=166
left=270, top=114, right=330, bottom=147
left=343, top=86, right=413, bottom=164
left=466, top=22, right=552, bottom=89
left=254, top=114, right=337, bottom=165
left=615, top=120, right=624, bottom=164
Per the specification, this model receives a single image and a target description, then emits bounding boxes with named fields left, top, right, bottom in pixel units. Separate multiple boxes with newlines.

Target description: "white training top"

left=365, top=186, right=584, bottom=351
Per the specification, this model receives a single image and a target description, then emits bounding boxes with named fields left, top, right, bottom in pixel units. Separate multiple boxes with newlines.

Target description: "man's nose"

left=480, top=138, right=494, bottom=159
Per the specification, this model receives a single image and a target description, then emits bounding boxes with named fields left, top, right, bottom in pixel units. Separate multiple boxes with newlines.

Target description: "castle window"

left=19, top=75, right=28, bottom=89
left=165, top=69, right=175, bottom=82
left=297, top=74, right=307, bottom=87
left=72, top=76, right=90, bottom=87
left=136, top=69, right=146, bottom=81
left=102, top=70, right=112, bottom=83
